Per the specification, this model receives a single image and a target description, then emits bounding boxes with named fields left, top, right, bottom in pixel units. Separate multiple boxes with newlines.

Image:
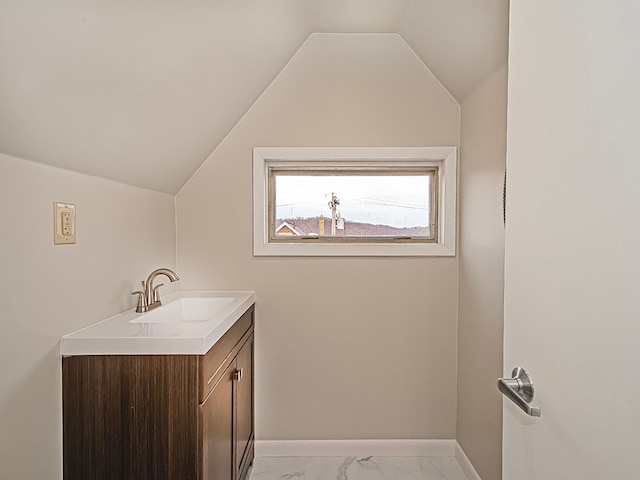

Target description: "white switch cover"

left=54, top=202, right=76, bottom=244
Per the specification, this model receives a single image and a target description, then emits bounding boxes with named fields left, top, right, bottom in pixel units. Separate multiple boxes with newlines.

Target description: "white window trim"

left=253, top=147, right=457, bottom=257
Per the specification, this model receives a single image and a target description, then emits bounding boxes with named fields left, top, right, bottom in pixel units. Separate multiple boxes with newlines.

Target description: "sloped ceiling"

left=0, top=0, right=508, bottom=194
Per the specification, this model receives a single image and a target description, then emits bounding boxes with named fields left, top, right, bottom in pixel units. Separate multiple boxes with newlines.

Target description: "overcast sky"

left=275, top=175, right=430, bottom=228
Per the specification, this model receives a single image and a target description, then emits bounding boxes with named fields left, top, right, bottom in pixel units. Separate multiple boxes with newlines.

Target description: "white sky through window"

left=275, top=175, right=431, bottom=228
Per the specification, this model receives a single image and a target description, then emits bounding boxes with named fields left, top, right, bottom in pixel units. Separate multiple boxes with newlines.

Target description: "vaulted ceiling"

left=0, top=0, right=509, bottom=193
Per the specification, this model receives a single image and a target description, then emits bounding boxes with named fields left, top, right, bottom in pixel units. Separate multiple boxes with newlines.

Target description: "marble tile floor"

left=248, top=456, right=470, bottom=480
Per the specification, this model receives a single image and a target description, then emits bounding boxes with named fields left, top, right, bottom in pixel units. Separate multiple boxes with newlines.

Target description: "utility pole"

left=328, top=193, right=340, bottom=236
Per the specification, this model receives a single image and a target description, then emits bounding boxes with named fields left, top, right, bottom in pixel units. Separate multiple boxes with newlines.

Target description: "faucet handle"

left=152, top=283, right=165, bottom=304
left=131, top=291, right=147, bottom=313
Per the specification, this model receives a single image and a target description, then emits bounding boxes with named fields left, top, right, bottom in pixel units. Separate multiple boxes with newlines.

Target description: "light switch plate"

left=54, top=202, right=76, bottom=245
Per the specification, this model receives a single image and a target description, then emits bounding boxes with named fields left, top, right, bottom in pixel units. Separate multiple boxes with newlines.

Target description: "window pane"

left=272, top=172, right=433, bottom=239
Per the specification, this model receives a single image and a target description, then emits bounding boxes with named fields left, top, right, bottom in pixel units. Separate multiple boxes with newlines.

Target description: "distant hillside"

left=276, top=217, right=430, bottom=237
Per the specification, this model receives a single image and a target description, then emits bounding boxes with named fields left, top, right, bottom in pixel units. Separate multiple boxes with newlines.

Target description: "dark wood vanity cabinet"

left=62, top=306, right=255, bottom=480
left=233, top=335, right=254, bottom=479
left=202, top=333, right=254, bottom=480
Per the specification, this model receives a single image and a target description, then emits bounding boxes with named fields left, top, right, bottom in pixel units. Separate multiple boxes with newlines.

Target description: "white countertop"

left=61, top=291, right=255, bottom=356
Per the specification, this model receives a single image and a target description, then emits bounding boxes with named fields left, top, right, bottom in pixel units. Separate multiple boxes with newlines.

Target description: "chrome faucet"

left=131, top=268, right=180, bottom=313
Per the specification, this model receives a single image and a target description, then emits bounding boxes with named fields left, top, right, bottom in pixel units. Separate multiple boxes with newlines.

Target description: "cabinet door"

left=234, top=334, right=254, bottom=478
left=201, top=362, right=234, bottom=480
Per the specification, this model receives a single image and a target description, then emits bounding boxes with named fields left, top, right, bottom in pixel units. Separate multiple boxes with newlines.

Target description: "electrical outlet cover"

left=54, top=202, right=76, bottom=245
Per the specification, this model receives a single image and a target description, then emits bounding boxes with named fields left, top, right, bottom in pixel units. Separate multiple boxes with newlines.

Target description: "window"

left=253, top=147, right=456, bottom=256
left=271, top=169, right=437, bottom=241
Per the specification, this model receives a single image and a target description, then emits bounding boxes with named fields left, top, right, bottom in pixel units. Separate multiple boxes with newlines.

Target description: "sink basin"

left=61, top=291, right=256, bottom=355
left=129, top=296, right=235, bottom=324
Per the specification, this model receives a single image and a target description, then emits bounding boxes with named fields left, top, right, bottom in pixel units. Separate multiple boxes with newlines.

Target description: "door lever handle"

left=498, top=367, right=541, bottom=417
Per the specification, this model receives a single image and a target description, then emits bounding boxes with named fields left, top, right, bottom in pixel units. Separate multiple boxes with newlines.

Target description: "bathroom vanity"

left=61, top=291, right=255, bottom=480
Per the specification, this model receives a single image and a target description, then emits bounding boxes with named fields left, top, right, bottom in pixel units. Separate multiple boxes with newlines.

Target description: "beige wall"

left=176, top=33, right=461, bottom=440
left=0, top=153, right=176, bottom=478
left=457, top=65, right=507, bottom=480
left=0, top=31, right=510, bottom=477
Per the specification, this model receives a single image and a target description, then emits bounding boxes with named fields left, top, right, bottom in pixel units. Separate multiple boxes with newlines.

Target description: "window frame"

left=253, top=147, right=457, bottom=257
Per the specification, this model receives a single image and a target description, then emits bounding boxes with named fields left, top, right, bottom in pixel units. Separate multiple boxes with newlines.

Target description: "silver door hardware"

left=498, top=367, right=541, bottom=417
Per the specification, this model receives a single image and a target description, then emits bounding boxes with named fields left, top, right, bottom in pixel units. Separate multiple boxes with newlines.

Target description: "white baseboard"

left=255, top=439, right=482, bottom=480
left=455, top=442, right=482, bottom=480
left=255, top=439, right=455, bottom=458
